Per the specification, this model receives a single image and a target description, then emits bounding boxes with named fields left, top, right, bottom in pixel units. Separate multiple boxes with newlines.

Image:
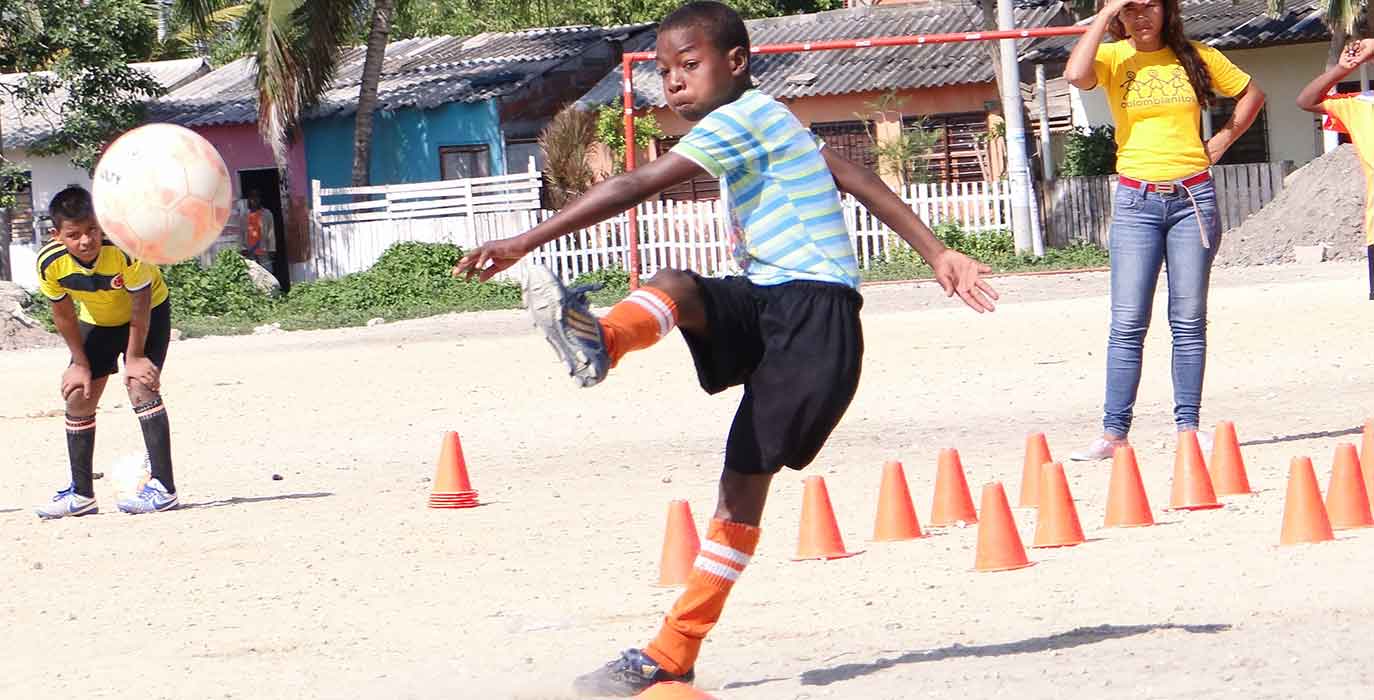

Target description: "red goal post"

left=617, top=23, right=1089, bottom=288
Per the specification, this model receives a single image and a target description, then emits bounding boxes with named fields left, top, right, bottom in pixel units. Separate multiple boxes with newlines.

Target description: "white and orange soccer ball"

left=92, top=123, right=233, bottom=265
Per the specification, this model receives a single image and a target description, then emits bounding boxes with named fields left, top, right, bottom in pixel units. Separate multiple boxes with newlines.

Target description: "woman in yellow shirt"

left=1064, top=0, right=1265, bottom=460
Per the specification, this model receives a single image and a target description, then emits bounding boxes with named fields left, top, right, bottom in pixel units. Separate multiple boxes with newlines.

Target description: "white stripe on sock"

left=693, top=556, right=740, bottom=582
left=701, top=539, right=751, bottom=568
left=626, top=291, right=673, bottom=337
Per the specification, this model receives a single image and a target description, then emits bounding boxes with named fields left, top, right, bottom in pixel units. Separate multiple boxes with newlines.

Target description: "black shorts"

left=78, top=301, right=172, bottom=379
left=682, top=274, right=864, bottom=475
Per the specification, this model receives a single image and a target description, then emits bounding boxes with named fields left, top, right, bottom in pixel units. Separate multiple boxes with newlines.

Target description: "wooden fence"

left=1042, top=161, right=1293, bottom=247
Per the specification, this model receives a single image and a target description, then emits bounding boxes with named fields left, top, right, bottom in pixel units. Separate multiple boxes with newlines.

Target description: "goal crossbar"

left=618, top=24, right=1089, bottom=287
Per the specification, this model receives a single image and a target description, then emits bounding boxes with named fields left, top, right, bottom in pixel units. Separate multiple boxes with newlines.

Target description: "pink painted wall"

left=190, top=124, right=310, bottom=262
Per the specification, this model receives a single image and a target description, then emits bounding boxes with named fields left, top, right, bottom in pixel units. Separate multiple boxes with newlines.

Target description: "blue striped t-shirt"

left=670, top=90, right=859, bottom=289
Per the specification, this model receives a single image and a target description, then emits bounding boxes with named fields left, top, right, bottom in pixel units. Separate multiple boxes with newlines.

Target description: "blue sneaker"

left=116, top=478, right=179, bottom=514
left=524, top=265, right=610, bottom=388
left=36, top=485, right=98, bottom=520
left=572, top=648, right=695, bottom=697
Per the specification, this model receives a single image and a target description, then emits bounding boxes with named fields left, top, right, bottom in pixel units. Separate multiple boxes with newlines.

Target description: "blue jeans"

left=1102, top=179, right=1220, bottom=438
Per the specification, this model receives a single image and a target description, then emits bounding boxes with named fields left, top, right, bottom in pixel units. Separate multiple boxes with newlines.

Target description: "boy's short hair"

left=49, top=186, right=95, bottom=229
left=660, top=1, right=751, bottom=57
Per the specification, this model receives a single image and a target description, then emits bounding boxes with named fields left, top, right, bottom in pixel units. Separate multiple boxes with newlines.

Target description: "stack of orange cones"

left=1208, top=421, right=1252, bottom=496
left=1280, top=457, right=1334, bottom=545
left=1032, top=462, right=1085, bottom=548
left=636, top=681, right=717, bottom=699
left=1104, top=446, right=1154, bottom=528
left=974, top=482, right=1034, bottom=572
left=429, top=431, right=479, bottom=509
left=1168, top=431, right=1222, bottom=511
left=657, top=500, right=701, bottom=586
left=873, top=461, right=925, bottom=541
left=1325, top=444, right=1374, bottom=530
left=930, top=448, right=978, bottom=527
left=1018, top=432, right=1053, bottom=507
left=1362, top=419, right=1374, bottom=507
left=795, top=476, right=862, bottom=560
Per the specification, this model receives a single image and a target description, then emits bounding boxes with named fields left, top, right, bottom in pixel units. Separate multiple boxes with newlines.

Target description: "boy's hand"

left=62, top=364, right=93, bottom=401
left=931, top=249, right=999, bottom=313
left=124, top=356, right=161, bottom=392
left=453, top=236, right=529, bottom=282
left=1341, top=39, right=1374, bottom=70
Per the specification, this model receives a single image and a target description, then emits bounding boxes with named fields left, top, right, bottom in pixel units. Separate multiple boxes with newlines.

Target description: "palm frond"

left=1323, top=0, right=1361, bottom=34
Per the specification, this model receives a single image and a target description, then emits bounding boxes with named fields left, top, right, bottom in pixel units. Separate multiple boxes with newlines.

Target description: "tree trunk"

left=1328, top=24, right=1349, bottom=68
left=351, top=0, right=397, bottom=188
left=0, top=112, right=11, bottom=282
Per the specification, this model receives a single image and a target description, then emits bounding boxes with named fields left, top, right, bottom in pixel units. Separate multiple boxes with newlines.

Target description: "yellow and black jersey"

left=37, top=241, right=169, bottom=327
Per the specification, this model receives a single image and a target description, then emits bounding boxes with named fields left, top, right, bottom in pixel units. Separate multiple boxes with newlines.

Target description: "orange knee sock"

left=599, top=287, right=678, bottom=366
left=644, top=518, right=760, bottom=675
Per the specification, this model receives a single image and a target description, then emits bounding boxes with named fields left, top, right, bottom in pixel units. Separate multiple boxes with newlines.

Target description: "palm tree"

left=1268, top=0, right=1362, bottom=67
left=179, top=0, right=396, bottom=186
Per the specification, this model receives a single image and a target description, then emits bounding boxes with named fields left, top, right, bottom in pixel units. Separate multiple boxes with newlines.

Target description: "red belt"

left=1118, top=171, right=1211, bottom=193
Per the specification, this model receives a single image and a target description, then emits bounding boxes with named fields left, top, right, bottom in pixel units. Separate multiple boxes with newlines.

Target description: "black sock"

left=65, top=414, right=96, bottom=498
left=134, top=398, right=175, bottom=494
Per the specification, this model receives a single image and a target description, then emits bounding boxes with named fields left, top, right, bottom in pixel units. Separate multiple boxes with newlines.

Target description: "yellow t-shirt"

left=1093, top=41, right=1252, bottom=180
left=1323, top=95, right=1374, bottom=246
left=37, top=240, right=170, bottom=326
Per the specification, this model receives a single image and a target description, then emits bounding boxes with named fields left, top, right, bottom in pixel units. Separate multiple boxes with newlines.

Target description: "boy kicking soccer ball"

left=34, top=186, right=179, bottom=519
left=455, top=2, right=998, bottom=695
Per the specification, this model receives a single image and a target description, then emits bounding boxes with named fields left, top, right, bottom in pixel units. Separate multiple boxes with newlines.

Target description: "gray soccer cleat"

left=523, top=265, right=610, bottom=388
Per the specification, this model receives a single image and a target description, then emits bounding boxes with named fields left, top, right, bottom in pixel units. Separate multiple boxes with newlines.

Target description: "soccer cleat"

left=572, top=648, right=695, bottom=697
left=1070, top=437, right=1128, bottom=462
left=523, top=265, right=610, bottom=388
left=36, top=485, right=98, bottom=520
left=116, top=478, right=179, bottom=514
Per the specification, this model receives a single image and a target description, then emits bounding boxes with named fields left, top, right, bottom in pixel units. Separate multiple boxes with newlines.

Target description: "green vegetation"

left=862, top=223, right=1109, bottom=282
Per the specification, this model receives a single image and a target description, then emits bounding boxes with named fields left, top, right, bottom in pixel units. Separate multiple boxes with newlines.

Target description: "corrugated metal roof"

left=578, top=1, right=1070, bottom=110
left=1, top=57, right=211, bottom=149
left=1021, top=0, right=1327, bottom=62
left=151, top=24, right=652, bottom=127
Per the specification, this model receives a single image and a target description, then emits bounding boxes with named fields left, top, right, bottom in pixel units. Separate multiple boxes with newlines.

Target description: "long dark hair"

left=1104, top=0, right=1216, bottom=107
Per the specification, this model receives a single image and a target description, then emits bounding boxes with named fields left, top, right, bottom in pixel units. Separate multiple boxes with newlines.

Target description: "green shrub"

left=863, top=224, right=1109, bottom=282
left=162, top=249, right=271, bottom=323
left=1061, top=126, right=1117, bottom=177
left=572, top=266, right=631, bottom=307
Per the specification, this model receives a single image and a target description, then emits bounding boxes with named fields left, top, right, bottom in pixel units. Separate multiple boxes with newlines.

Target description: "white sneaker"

left=1070, top=437, right=1128, bottom=461
left=36, top=485, right=98, bottom=519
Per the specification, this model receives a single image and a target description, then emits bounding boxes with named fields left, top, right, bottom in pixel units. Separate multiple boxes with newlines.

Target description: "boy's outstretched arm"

left=822, top=149, right=999, bottom=313
left=1298, top=39, right=1374, bottom=113
left=455, top=154, right=707, bottom=281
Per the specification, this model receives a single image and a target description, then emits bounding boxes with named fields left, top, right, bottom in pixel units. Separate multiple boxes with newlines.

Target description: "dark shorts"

left=78, top=301, right=172, bottom=379
left=682, top=274, right=864, bottom=475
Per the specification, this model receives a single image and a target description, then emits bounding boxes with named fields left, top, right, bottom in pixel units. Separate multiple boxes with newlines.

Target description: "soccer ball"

left=92, top=123, right=233, bottom=265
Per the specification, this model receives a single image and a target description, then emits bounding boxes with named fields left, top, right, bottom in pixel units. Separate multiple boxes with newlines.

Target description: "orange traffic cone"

left=873, top=461, right=924, bottom=541
left=1209, top=421, right=1252, bottom=496
left=657, top=500, right=701, bottom=586
left=1032, top=462, right=1085, bottom=548
left=930, top=448, right=978, bottom=527
left=974, top=482, right=1033, bottom=571
left=636, top=681, right=717, bottom=699
left=1325, top=444, right=1374, bottom=530
left=1168, top=431, right=1221, bottom=511
left=1104, top=446, right=1154, bottom=527
left=1280, top=457, right=1335, bottom=545
left=1018, top=432, right=1053, bottom=507
left=795, top=476, right=862, bottom=560
left=1362, top=419, right=1374, bottom=509
left=429, top=431, right=479, bottom=509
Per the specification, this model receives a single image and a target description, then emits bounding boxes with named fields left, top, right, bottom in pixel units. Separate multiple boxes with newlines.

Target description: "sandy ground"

left=2, top=262, right=1373, bottom=700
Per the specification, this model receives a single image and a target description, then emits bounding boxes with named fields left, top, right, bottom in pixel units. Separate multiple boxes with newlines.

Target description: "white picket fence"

left=302, top=175, right=1011, bottom=283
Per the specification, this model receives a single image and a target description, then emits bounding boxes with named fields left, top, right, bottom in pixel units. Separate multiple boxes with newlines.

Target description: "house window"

left=7, top=173, right=36, bottom=243
left=1209, top=99, right=1269, bottom=165
left=903, top=112, right=991, bottom=183
left=505, top=139, right=545, bottom=173
left=439, top=145, right=491, bottom=180
left=811, top=121, right=879, bottom=173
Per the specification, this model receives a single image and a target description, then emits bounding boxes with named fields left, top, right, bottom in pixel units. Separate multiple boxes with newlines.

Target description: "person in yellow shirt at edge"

left=1063, top=0, right=1265, bottom=461
left=1297, top=38, right=1374, bottom=300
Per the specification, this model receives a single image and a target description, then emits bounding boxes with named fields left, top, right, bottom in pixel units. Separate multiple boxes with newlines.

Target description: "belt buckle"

left=1154, top=182, right=1177, bottom=195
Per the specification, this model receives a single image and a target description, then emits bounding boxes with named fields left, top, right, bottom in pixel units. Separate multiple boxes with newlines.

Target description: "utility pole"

left=998, top=0, right=1040, bottom=255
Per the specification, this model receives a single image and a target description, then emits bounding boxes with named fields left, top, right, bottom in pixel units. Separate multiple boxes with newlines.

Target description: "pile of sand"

left=1218, top=144, right=1369, bottom=266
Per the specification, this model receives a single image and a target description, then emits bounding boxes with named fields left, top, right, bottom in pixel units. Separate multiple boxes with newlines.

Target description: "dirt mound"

left=0, top=282, right=59, bottom=351
left=1217, top=145, right=1368, bottom=266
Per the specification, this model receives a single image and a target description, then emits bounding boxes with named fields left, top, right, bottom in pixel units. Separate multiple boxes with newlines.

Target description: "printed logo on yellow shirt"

left=1119, top=66, right=1194, bottom=109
